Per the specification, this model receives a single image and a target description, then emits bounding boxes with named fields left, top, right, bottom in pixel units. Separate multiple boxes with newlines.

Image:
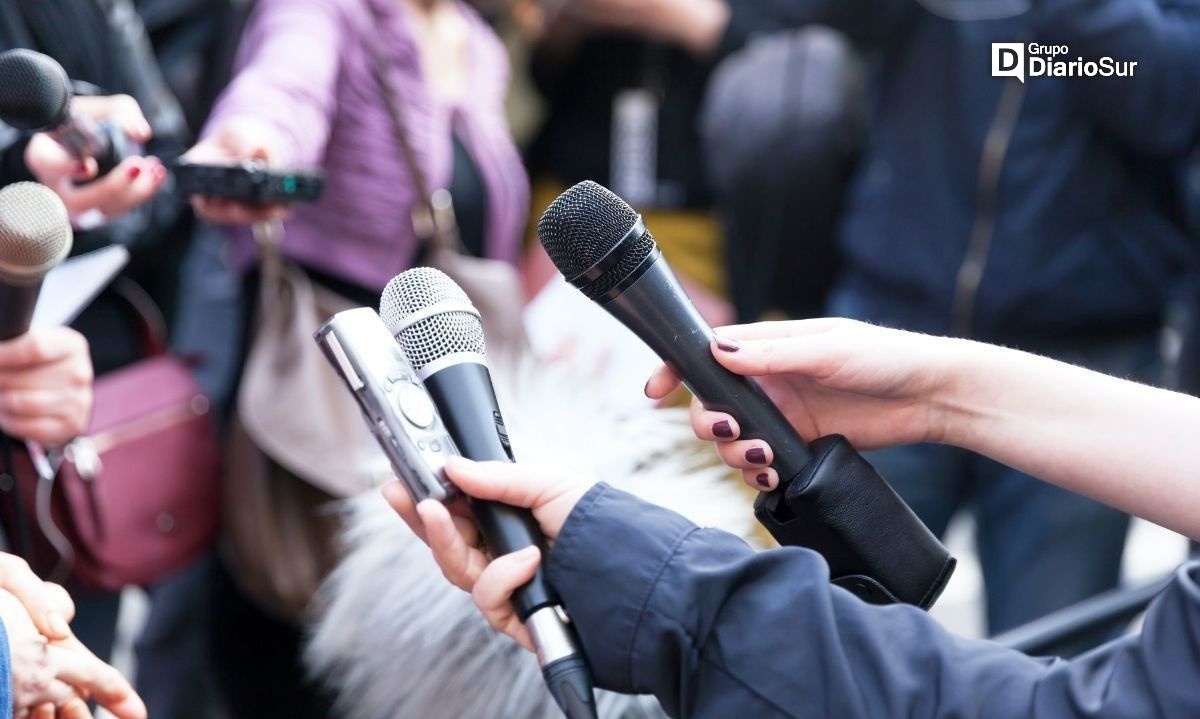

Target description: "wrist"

left=925, top=338, right=1001, bottom=450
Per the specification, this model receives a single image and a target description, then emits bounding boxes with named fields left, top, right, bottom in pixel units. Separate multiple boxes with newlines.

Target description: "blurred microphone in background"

left=0, top=49, right=165, bottom=223
left=0, top=182, right=72, bottom=340
left=0, top=48, right=138, bottom=176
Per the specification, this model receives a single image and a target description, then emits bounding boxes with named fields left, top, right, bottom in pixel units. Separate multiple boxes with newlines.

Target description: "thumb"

left=443, top=458, right=561, bottom=509
left=216, top=122, right=275, bottom=162
left=711, top=334, right=838, bottom=381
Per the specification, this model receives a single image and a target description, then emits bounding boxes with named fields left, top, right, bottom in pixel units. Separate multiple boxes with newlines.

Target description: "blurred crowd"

left=0, top=0, right=1198, bottom=717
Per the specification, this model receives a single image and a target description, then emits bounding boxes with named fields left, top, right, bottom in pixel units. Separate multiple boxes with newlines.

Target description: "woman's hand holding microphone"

left=644, top=318, right=968, bottom=492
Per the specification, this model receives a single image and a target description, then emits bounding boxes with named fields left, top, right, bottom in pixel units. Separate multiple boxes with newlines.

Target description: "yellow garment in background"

left=527, top=179, right=728, bottom=299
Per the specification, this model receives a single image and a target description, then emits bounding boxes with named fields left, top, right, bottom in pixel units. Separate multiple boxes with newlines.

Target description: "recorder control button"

left=397, top=384, right=436, bottom=428
left=430, top=439, right=442, bottom=453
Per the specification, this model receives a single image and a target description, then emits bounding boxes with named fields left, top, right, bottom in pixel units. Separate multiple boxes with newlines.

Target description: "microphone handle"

left=423, top=363, right=558, bottom=618
left=603, top=257, right=814, bottom=479
left=424, top=362, right=599, bottom=719
left=50, top=111, right=122, bottom=176
left=0, top=280, right=41, bottom=341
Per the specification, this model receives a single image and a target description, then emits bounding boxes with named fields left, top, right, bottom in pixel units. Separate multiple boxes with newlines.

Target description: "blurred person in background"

left=189, top=0, right=528, bottom=714
left=127, top=3, right=246, bottom=717
left=0, top=327, right=146, bottom=719
left=515, top=0, right=866, bottom=327
left=133, top=0, right=242, bottom=135
left=588, top=0, right=1200, bottom=641
left=517, top=0, right=735, bottom=296
left=0, top=2, right=210, bottom=717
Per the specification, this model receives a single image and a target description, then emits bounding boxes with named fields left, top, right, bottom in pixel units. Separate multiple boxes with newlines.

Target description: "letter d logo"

left=992, top=43, right=1025, bottom=83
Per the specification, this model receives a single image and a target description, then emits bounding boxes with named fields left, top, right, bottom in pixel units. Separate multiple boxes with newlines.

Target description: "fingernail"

left=755, top=473, right=772, bottom=490
left=128, top=165, right=142, bottom=180
left=644, top=378, right=653, bottom=397
left=44, top=612, right=70, bottom=637
left=712, top=420, right=734, bottom=439
left=73, top=161, right=89, bottom=174
left=516, top=546, right=540, bottom=560
left=745, top=447, right=767, bottom=464
left=715, top=337, right=740, bottom=353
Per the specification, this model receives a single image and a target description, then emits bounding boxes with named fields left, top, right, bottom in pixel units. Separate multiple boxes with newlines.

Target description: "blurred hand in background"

left=0, top=328, right=94, bottom=448
left=523, top=0, right=729, bottom=55
left=0, top=553, right=145, bottom=719
left=23, top=94, right=165, bottom=221
left=184, top=118, right=290, bottom=226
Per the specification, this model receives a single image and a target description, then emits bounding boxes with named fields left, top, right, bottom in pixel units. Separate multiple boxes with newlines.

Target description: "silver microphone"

left=380, top=268, right=598, bottom=719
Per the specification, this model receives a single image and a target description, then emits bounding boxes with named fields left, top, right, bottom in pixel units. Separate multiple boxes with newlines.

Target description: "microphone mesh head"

left=536, top=181, right=643, bottom=279
left=0, top=50, right=70, bottom=131
left=0, top=183, right=73, bottom=285
left=379, top=267, right=486, bottom=372
left=536, top=181, right=656, bottom=298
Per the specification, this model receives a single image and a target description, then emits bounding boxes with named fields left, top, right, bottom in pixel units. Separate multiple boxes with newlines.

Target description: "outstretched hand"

left=645, top=319, right=964, bottom=491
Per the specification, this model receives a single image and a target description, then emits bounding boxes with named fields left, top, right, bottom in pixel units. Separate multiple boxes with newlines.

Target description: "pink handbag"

left=3, top=283, right=221, bottom=591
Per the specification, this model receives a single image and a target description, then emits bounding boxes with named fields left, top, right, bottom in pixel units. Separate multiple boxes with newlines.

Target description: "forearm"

left=940, top=341, right=1200, bottom=539
left=647, top=0, right=731, bottom=57
left=204, top=0, right=343, bottom=166
left=641, top=0, right=912, bottom=59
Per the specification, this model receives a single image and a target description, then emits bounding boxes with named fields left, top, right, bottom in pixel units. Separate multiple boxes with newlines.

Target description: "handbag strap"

left=365, top=6, right=466, bottom=256
left=110, top=276, right=169, bottom=358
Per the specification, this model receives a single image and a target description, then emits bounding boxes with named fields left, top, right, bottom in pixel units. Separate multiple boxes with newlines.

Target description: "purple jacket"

left=205, top=0, right=529, bottom=291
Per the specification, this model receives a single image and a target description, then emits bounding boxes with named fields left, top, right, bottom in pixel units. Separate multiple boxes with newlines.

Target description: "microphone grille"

left=0, top=50, right=70, bottom=131
left=536, top=180, right=642, bottom=279
left=380, top=267, right=486, bottom=372
left=0, top=183, right=73, bottom=285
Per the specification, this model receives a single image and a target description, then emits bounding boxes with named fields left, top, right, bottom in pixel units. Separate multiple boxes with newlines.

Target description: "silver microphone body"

left=380, top=268, right=598, bottom=719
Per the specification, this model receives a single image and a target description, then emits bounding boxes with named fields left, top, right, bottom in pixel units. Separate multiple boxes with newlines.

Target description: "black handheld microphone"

left=0, top=49, right=129, bottom=175
left=380, top=268, right=597, bottom=719
left=0, top=183, right=73, bottom=341
left=538, top=181, right=815, bottom=475
left=537, top=181, right=955, bottom=609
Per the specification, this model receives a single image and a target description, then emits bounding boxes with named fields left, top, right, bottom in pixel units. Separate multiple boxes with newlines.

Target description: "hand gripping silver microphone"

left=380, top=268, right=597, bottom=719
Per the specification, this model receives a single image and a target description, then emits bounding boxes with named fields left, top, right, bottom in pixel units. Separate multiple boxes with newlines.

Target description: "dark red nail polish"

left=712, top=420, right=734, bottom=439
left=746, top=447, right=767, bottom=464
left=128, top=165, right=142, bottom=180
left=715, top=337, right=740, bottom=353
left=756, top=473, right=771, bottom=490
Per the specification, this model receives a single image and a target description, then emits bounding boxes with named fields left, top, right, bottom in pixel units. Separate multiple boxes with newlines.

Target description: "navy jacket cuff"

left=546, top=483, right=697, bottom=693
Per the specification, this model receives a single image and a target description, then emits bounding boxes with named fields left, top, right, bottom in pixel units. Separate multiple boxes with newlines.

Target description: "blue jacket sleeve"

left=0, top=616, right=11, bottom=719
left=1032, top=0, right=1200, bottom=156
left=547, top=484, right=1200, bottom=719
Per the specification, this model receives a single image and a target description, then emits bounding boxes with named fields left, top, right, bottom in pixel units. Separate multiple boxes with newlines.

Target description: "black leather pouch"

left=754, top=435, right=956, bottom=609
